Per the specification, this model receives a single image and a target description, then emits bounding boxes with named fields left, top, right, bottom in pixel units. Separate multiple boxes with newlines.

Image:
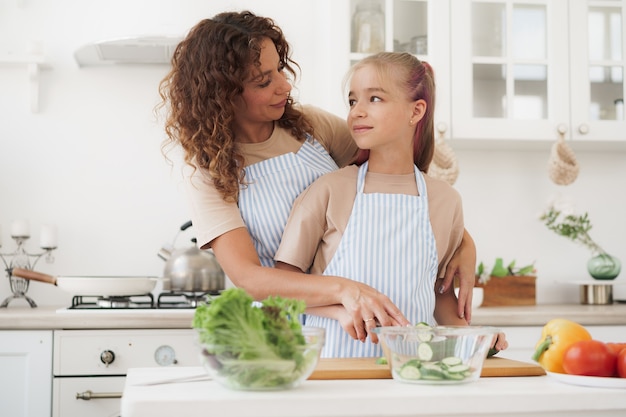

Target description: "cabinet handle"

left=577, top=124, right=589, bottom=135
left=76, top=390, right=122, bottom=400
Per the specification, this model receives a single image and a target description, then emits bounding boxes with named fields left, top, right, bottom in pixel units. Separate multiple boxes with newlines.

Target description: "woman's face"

left=233, top=38, right=292, bottom=133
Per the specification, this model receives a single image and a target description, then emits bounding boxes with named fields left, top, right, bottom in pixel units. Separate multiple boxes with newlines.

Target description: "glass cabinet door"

left=347, top=0, right=452, bottom=137
left=450, top=0, right=570, bottom=141
left=569, top=0, right=625, bottom=141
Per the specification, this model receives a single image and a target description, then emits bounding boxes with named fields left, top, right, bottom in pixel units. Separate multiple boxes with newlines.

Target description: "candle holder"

left=1, top=235, right=57, bottom=308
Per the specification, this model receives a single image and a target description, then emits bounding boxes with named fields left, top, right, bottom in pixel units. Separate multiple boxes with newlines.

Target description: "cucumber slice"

left=375, top=356, right=388, bottom=365
left=441, top=356, right=463, bottom=368
left=417, top=343, right=434, bottom=361
left=414, top=322, right=433, bottom=342
left=403, top=358, right=422, bottom=368
left=399, top=365, right=421, bottom=380
left=446, top=364, right=471, bottom=374
left=419, top=364, right=445, bottom=380
left=443, top=371, right=467, bottom=380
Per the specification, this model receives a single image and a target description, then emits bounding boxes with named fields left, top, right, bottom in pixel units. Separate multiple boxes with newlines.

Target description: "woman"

left=157, top=11, right=477, bottom=342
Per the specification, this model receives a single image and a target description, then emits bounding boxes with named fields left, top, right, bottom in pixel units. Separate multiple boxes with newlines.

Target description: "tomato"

left=618, top=349, right=626, bottom=378
left=562, top=340, right=617, bottom=377
left=606, top=343, right=626, bottom=357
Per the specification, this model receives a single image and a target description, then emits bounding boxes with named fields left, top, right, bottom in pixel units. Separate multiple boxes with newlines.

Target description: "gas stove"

left=66, top=291, right=219, bottom=310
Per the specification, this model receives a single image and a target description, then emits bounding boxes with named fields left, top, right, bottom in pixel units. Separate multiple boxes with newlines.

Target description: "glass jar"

left=351, top=0, right=385, bottom=53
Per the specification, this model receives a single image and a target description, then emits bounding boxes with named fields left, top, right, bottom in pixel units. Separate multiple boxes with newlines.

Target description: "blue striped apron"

left=306, top=161, right=438, bottom=358
left=238, top=135, right=338, bottom=267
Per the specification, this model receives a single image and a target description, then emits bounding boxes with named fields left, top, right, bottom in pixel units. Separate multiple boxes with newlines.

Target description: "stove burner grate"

left=69, top=293, right=155, bottom=309
left=157, top=291, right=219, bottom=309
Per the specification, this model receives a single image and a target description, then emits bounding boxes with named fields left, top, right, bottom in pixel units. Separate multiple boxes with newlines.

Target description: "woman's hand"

left=338, top=279, right=409, bottom=343
left=440, top=229, right=476, bottom=322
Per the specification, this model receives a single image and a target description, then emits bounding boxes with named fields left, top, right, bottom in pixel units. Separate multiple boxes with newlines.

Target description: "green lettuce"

left=193, top=288, right=311, bottom=388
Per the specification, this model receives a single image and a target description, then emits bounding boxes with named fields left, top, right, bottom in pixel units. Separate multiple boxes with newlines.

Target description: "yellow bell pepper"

left=532, top=318, right=592, bottom=373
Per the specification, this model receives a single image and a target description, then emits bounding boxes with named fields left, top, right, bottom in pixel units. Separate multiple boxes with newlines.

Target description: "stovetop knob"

left=100, top=349, right=115, bottom=366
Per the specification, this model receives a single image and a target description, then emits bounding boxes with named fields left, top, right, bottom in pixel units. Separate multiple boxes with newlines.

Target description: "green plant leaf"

left=476, top=262, right=485, bottom=275
left=516, top=264, right=535, bottom=276
left=490, top=258, right=508, bottom=277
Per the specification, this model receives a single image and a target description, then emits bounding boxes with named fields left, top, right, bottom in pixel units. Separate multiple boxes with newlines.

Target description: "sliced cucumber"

left=414, top=322, right=433, bottom=342
left=443, top=370, right=467, bottom=380
left=375, top=356, right=388, bottom=365
left=399, top=365, right=421, bottom=380
left=445, top=364, right=471, bottom=374
left=403, top=358, right=422, bottom=368
left=419, top=364, right=445, bottom=380
left=394, top=356, right=472, bottom=382
left=440, top=356, right=463, bottom=367
left=417, top=343, right=434, bottom=361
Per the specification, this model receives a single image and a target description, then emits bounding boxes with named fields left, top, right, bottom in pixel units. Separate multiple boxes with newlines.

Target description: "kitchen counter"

left=0, top=306, right=195, bottom=329
left=469, top=303, right=626, bottom=326
left=120, top=366, right=626, bottom=417
left=2, top=303, right=626, bottom=329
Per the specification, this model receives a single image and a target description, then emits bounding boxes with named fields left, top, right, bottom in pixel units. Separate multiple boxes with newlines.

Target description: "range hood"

left=74, top=36, right=183, bottom=67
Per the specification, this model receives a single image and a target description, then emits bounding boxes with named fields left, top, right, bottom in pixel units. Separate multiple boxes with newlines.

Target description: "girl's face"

left=347, top=65, right=424, bottom=157
left=234, top=38, right=292, bottom=134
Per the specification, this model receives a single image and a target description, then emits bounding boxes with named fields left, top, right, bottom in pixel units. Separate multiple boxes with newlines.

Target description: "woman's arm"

left=439, top=228, right=476, bottom=323
left=213, top=228, right=409, bottom=342
left=275, top=261, right=379, bottom=343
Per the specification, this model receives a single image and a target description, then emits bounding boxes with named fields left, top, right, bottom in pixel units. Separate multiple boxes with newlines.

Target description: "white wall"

left=1, top=0, right=625, bottom=308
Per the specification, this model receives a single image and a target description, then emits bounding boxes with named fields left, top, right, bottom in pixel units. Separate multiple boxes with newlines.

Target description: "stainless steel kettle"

left=158, top=221, right=225, bottom=293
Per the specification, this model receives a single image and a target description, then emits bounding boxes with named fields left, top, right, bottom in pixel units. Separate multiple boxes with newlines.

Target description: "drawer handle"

left=76, top=390, right=122, bottom=400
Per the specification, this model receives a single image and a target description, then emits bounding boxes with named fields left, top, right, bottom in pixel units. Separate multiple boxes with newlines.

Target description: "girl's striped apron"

left=238, top=135, right=338, bottom=267
left=306, top=161, right=438, bottom=358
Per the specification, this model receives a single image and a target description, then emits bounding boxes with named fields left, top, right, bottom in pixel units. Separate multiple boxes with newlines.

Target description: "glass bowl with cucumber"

left=373, top=324, right=500, bottom=385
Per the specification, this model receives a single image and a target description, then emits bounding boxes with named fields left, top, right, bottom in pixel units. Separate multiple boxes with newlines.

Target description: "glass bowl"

left=374, top=325, right=499, bottom=385
left=197, top=326, right=325, bottom=391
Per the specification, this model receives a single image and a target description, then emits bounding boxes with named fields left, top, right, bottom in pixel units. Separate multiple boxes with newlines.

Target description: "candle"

left=40, top=224, right=58, bottom=249
left=11, top=220, right=30, bottom=238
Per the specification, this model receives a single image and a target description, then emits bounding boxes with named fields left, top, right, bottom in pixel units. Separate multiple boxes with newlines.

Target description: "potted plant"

left=540, top=203, right=621, bottom=280
left=475, top=258, right=537, bottom=306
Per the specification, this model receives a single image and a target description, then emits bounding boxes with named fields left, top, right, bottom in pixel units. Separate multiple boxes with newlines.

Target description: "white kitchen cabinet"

left=336, top=0, right=626, bottom=143
left=450, top=0, right=626, bottom=143
left=497, top=325, right=626, bottom=364
left=569, top=1, right=626, bottom=141
left=52, top=377, right=124, bottom=417
left=328, top=0, right=452, bottom=137
left=0, top=330, right=53, bottom=417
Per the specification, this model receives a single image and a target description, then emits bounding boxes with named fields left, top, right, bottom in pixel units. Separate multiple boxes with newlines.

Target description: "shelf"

left=0, top=54, right=51, bottom=113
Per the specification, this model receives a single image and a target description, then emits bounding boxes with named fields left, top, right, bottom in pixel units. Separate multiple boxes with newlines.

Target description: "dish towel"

left=548, top=133, right=579, bottom=185
left=428, top=133, right=459, bottom=186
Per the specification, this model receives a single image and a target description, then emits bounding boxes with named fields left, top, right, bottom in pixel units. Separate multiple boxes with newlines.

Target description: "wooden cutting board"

left=309, top=357, right=545, bottom=380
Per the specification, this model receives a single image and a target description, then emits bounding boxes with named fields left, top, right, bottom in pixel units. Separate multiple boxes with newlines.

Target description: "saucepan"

left=10, top=267, right=161, bottom=297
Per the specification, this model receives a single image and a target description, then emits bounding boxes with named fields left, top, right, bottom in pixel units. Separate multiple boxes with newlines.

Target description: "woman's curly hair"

left=158, top=11, right=313, bottom=202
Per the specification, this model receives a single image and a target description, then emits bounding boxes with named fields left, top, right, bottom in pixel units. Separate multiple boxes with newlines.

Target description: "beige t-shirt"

left=274, top=165, right=465, bottom=279
left=184, top=105, right=357, bottom=249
